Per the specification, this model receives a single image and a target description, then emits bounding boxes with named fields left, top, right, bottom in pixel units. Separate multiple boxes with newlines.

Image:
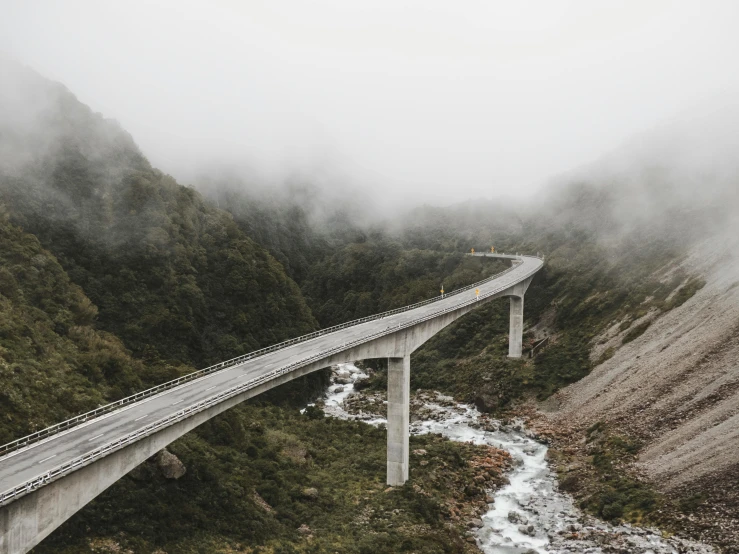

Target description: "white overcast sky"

left=2, top=1, right=738, bottom=204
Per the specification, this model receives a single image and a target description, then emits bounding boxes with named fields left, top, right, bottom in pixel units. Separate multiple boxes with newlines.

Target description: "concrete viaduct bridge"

left=0, top=253, right=542, bottom=554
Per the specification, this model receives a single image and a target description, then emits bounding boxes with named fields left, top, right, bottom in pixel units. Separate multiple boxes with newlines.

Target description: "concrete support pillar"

left=508, top=295, right=524, bottom=358
left=387, top=355, right=410, bottom=485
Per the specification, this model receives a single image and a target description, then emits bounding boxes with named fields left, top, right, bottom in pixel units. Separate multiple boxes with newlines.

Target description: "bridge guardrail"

left=0, top=254, right=540, bottom=462
left=0, top=254, right=543, bottom=507
left=0, top=255, right=541, bottom=461
left=0, top=256, right=533, bottom=460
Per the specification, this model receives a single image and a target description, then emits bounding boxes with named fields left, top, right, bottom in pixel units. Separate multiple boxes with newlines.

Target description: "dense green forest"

left=0, top=214, right=151, bottom=444
left=2, top=159, right=317, bottom=369
left=198, top=183, right=511, bottom=328
left=0, top=62, right=516, bottom=553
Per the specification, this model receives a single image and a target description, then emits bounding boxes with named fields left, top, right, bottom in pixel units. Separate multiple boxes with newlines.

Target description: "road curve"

left=0, top=254, right=542, bottom=505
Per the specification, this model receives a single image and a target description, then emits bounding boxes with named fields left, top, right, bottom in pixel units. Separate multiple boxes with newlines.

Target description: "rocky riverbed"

left=317, top=363, right=717, bottom=554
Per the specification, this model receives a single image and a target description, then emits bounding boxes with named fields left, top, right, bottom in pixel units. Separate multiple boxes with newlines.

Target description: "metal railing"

left=0, top=255, right=543, bottom=506
left=0, top=254, right=542, bottom=507
left=0, top=257, right=533, bottom=460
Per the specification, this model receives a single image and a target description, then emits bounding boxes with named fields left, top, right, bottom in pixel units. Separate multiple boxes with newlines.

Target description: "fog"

left=2, top=1, right=739, bottom=206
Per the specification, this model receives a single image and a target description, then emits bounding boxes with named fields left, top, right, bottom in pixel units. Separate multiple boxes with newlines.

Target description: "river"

left=316, top=363, right=715, bottom=554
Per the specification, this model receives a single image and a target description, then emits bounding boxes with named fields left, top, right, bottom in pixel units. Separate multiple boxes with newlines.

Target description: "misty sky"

left=2, top=1, right=739, bottom=205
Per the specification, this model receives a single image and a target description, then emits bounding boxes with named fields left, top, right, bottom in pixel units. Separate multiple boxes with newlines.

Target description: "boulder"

left=507, top=510, right=523, bottom=524
left=518, top=524, right=536, bottom=537
left=155, top=449, right=186, bottom=479
left=468, top=518, right=483, bottom=528
left=474, top=392, right=504, bottom=413
left=302, top=487, right=319, bottom=500
left=297, top=524, right=312, bottom=536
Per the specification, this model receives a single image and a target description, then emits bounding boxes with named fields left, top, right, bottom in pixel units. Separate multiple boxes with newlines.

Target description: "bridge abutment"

left=387, top=355, right=410, bottom=486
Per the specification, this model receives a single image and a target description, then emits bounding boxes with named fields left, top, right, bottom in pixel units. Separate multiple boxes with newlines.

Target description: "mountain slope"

left=551, top=230, right=739, bottom=549
left=0, top=61, right=515, bottom=554
left=0, top=59, right=317, bottom=369
left=0, top=213, right=152, bottom=445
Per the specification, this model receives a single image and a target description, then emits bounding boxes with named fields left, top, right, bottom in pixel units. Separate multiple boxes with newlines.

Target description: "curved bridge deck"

left=0, top=254, right=542, bottom=554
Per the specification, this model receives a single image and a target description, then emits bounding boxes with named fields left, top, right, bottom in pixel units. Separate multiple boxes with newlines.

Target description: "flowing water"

left=316, top=363, right=715, bottom=554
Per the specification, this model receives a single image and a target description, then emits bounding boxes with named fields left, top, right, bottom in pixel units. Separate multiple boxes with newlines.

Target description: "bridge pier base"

left=508, top=295, right=524, bottom=358
left=387, top=355, right=410, bottom=486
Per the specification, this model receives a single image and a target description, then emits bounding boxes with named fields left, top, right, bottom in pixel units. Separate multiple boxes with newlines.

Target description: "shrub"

left=622, top=321, right=651, bottom=344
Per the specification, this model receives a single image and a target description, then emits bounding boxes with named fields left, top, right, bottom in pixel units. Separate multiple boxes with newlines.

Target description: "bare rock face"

left=302, top=487, right=319, bottom=500
left=155, top=449, right=186, bottom=479
left=253, top=491, right=273, bottom=513
left=474, top=392, right=502, bottom=413
left=297, top=524, right=312, bottom=536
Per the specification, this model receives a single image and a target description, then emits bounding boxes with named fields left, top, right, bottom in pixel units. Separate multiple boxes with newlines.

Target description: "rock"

left=508, top=510, right=523, bottom=523
left=518, top=524, right=536, bottom=536
left=333, top=386, right=344, bottom=393
left=252, top=491, right=273, bottom=513
left=412, top=448, right=427, bottom=456
left=474, top=393, right=499, bottom=413
left=302, top=487, right=319, bottom=500
left=155, top=449, right=186, bottom=479
left=468, top=518, right=483, bottom=528
left=297, top=524, right=312, bottom=536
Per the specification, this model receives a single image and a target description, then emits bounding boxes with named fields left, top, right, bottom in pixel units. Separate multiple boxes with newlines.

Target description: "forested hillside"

left=0, top=61, right=512, bottom=553
left=193, top=136, right=736, bottom=550
left=0, top=60, right=316, bottom=369
left=408, top=187, right=704, bottom=410
left=0, top=214, right=152, bottom=444
left=1, top=58, right=734, bottom=553
left=198, top=182, right=510, bottom=327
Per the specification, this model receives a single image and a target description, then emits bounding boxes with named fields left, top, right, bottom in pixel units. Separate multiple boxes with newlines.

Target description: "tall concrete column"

left=387, top=355, right=410, bottom=485
left=508, top=295, right=524, bottom=358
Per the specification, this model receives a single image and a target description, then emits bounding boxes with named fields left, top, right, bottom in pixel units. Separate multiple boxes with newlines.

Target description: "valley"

left=1, top=31, right=739, bottom=553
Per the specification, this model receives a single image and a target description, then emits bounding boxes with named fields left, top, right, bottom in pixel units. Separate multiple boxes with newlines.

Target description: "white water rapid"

left=315, top=363, right=714, bottom=554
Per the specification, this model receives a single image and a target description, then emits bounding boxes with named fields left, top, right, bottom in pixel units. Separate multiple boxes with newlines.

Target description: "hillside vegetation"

left=37, top=400, right=507, bottom=554
left=0, top=214, right=150, bottom=444
left=201, top=184, right=510, bottom=328
left=2, top=59, right=735, bottom=553
left=0, top=62, right=515, bottom=553
left=1, top=61, right=317, bottom=370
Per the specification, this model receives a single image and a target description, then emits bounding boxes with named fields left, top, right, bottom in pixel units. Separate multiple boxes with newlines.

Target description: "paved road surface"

left=0, top=254, right=542, bottom=500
